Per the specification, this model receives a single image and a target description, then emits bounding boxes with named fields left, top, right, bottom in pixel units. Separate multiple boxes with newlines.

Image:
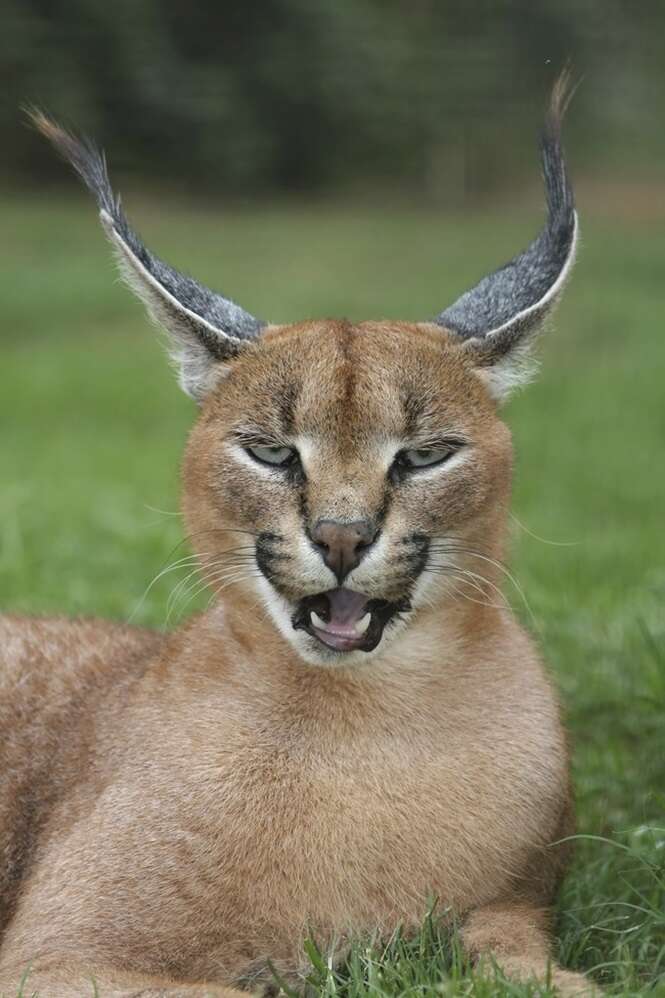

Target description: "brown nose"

left=311, top=518, right=379, bottom=583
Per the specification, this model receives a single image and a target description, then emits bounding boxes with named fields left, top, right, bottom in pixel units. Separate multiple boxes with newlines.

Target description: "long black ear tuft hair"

left=28, top=109, right=264, bottom=400
left=433, top=70, right=578, bottom=398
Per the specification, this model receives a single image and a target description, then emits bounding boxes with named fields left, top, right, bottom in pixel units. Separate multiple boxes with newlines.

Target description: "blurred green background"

left=3, top=0, right=665, bottom=196
left=1, top=1, right=664, bottom=994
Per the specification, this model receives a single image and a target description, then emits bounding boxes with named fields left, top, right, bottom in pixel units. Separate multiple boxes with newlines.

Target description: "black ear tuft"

left=27, top=108, right=120, bottom=218
left=432, top=71, right=578, bottom=397
left=28, top=109, right=265, bottom=400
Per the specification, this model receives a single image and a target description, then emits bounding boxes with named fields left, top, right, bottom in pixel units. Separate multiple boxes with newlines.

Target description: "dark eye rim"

left=392, top=440, right=466, bottom=474
left=245, top=444, right=300, bottom=469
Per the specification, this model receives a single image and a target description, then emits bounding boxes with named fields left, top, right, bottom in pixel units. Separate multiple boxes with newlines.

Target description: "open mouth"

left=292, top=588, right=409, bottom=653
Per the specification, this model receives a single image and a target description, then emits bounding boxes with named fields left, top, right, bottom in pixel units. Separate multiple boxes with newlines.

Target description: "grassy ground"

left=1, top=189, right=663, bottom=995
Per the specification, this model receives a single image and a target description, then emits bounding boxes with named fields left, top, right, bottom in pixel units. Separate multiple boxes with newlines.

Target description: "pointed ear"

left=29, top=111, right=265, bottom=402
left=433, top=72, right=578, bottom=402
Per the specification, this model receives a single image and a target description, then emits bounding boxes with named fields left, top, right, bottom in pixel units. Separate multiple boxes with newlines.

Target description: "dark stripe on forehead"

left=401, top=384, right=435, bottom=437
left=278, top=380, right=300, bottom=434
left=340, top=320, right=356, bottom=408
left=336, top=321, right=359, bottom=457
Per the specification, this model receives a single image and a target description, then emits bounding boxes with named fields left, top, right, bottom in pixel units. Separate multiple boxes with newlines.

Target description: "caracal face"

left=184, top=319, right=512, bottom=666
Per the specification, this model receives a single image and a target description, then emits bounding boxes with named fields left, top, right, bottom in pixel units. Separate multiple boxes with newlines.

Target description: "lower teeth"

left=309, top=609, right=372, bottom=637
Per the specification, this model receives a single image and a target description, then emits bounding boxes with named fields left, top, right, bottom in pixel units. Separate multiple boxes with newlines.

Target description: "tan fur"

left=0, top=320, right=594, bottom=996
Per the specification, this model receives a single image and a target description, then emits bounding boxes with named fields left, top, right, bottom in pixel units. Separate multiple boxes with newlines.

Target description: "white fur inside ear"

left=470, top=214, right=579, bottom=404
left=474, top=344, right=540, bottom=403
left=459, top=212, right=579, bottom=404
left=176, top=352, right=232, bottom=400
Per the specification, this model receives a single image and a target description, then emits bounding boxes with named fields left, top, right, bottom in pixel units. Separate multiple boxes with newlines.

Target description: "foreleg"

left=461, top=900, right=599, bottom=996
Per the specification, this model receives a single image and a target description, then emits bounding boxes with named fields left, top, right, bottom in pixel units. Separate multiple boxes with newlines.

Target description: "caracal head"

left=183, top=319, right=514, bottom=665
left=32, top=73, right=577, bottom=667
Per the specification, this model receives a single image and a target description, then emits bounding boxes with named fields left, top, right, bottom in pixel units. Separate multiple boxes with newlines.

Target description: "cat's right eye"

left=246, top=444, right=298, bottom=468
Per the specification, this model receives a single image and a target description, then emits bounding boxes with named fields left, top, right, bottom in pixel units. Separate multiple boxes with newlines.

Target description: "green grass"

left=1, top=189, right=664, bottom=995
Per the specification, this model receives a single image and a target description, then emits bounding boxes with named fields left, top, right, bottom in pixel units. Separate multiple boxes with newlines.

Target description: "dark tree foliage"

left=2, top=0, right=663, bottom=195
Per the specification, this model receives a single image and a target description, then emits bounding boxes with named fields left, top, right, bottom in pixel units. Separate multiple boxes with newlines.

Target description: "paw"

left=549, top=967, right=604, bottom=997
left=481, top=957, right=602, bottom=997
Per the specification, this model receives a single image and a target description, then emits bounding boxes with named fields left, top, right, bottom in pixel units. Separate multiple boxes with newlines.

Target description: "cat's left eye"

left=404, top=448, right=452, bottom=468
left=396, top=444, right=461, bottom=471
left=246, top=444, right=298, bottom=468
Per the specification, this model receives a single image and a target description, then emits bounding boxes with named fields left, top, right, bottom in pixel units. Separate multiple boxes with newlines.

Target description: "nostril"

left=310, top=518, right=378, bottom=581
left=351, top=523, right=379, bottom=556
left=311, top=530, right=329, bottom=550
left=357, top=526, right=379, bottom=551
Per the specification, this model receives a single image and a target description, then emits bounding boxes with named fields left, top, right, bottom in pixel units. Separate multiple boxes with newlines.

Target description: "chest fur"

left=145, top=700, right=564, bottom=936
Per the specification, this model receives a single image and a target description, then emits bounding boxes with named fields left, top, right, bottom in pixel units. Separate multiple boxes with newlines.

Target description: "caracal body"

left=0, top=81, right=596, bottom=996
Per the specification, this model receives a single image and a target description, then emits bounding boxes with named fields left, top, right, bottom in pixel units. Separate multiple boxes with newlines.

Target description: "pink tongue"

left=326, top=588, right=368, bottom=627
